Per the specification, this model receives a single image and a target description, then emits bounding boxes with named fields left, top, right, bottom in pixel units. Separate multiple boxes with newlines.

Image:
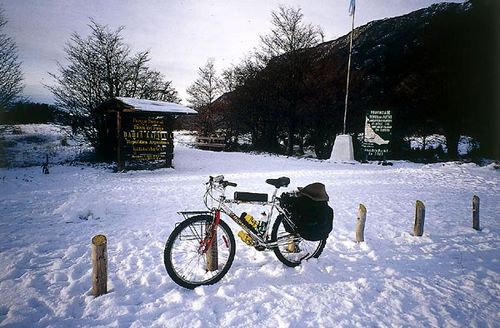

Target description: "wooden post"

left=116, top=111, right=124, bottom=171
left=413, top=200, right=425, bottom=237
left=472, top=195, right=480, bottom=230
left=42, top=154, right=49, bottom=174
left=92, top=234, right=108, bottom=297
left=287, top=240, right=299, bottom=253
left=355, top=204, right=367, bottom=242
left=205, top=223, right=218, bottom=271
left=165, top=118, right=174, bottom=168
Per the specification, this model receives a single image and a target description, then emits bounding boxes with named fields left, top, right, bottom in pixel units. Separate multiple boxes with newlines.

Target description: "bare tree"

left=258, top=5, right=323, bottom=62
left=221, top=53, right=263, bottom=93
left=258, top=5, right=324, bottom=154
left=186, top=58, right=223, bottom=135
left=215, top=6, right=324, bottom=153
left=47, top=20, right=179, bottom=153
left=0, top=7, right=24, bottom=110
left=187, top=58, right=222, bottom=108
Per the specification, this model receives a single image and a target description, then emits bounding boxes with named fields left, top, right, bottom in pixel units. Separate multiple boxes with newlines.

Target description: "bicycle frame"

left=178, top=178, right=298, bottom=253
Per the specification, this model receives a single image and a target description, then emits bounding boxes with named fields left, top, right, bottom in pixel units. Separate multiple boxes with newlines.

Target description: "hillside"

left=220, top=0, right=498, bottom=159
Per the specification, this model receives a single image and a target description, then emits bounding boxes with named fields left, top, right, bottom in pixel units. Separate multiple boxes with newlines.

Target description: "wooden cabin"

left=96, top=97, right=196, bottom=170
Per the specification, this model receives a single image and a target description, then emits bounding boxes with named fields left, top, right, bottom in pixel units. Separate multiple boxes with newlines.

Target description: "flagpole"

left=330, top=0, right=356, bottom=162
left=343, top=4, right=355, bottom=135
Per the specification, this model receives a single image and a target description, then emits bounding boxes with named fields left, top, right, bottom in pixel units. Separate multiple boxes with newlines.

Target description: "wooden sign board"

left=121, top=114, right=173, bottom=169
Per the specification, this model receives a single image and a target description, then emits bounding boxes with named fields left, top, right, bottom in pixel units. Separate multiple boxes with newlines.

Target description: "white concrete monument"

left=330, top=134, right=355, bottom=162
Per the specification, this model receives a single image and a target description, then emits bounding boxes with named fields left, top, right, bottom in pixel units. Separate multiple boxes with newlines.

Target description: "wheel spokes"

left=169, top=222, right=232, bottom=284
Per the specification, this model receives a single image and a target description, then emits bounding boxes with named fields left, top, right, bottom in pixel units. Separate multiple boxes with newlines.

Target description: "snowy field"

left=0, top=124, right=92, bottom=168
left=0, top=126, right=499, bottom=327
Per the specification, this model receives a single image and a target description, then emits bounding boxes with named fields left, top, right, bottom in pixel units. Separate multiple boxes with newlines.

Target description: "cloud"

left=2, top=0, right=462, bottom=104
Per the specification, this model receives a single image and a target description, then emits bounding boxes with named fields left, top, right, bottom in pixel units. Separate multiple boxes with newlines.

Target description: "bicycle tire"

left=164, top=215, right=236, bottom=289
left=271, top=214, right=326, bottom=267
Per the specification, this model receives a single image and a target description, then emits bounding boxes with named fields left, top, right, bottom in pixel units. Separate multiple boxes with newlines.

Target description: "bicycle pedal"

left=254, top=245, right=266, bottom=251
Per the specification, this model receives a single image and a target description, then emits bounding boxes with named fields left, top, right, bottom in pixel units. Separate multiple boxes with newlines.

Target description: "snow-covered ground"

left=0, top=126, right=499, bottom=327
left=405, top=134, right=479, bottom=155
left=0, top=124, right=92, bottom=168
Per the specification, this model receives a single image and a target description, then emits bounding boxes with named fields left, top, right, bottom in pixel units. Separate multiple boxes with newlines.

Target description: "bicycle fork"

left=198, top=210, right=229, bottom=255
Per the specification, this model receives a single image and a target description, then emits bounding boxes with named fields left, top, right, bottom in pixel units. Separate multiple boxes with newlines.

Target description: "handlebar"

left=208, top=175, right=237, bottom=188
left=204, top=175, right=236, bottom=210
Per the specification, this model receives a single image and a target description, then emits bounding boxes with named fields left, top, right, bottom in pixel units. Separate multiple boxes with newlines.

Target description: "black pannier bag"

left=279, top=186, right=333, bottom=241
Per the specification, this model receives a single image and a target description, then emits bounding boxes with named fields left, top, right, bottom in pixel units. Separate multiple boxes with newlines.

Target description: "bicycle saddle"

left=265, top=177, right=290, bottom=188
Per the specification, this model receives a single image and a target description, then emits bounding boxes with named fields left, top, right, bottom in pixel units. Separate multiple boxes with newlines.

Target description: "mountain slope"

left=222, top=0, right=498, bottom=159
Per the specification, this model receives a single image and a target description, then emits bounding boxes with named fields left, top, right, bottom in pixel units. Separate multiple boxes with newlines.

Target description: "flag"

left=348, top=0, right=356, bottom=16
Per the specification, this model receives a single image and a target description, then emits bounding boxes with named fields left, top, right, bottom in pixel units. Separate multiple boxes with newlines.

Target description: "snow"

left=1, top=126, right=499, bottom=327
left=405, top=134, right=479, bottom=156
left=115, top=97, right=197, bottom=115
left=0, top=124, right=92, bottom=167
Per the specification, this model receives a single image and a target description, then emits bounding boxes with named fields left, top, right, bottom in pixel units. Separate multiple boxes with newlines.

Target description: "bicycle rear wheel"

left=164, top=215, right=236, bottom=289
left=271, top=214, right=326, bottom=267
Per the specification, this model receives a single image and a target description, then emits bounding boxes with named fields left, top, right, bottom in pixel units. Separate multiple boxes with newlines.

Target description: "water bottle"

left=257, top=212, right=268, bottom=235
left=240, top=212, right=258, bottom=231
left=238, top=231, right=254, bottom=246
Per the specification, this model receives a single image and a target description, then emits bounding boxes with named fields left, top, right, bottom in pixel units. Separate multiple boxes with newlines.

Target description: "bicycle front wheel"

left=164, top=215, right=236, bottom=289
left=271, top=215, right=326, bottom=267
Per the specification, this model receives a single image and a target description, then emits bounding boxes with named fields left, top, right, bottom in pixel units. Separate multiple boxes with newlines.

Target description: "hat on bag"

left=297, top=182, right=329, bottom=202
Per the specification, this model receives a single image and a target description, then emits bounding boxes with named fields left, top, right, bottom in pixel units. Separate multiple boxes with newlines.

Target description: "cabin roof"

left=98, top=97, right=197, bottom=115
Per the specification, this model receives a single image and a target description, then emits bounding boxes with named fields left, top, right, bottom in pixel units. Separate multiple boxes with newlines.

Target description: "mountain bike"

left=163, top=175, right=327, bottom=289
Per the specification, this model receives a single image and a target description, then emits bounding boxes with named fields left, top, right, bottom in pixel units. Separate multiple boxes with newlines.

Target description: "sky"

left=1, top=0, right=463, bottom=105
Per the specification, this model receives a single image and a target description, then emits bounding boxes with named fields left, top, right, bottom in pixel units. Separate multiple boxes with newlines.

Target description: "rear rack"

left=177, top=211, right=213, bottom=220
